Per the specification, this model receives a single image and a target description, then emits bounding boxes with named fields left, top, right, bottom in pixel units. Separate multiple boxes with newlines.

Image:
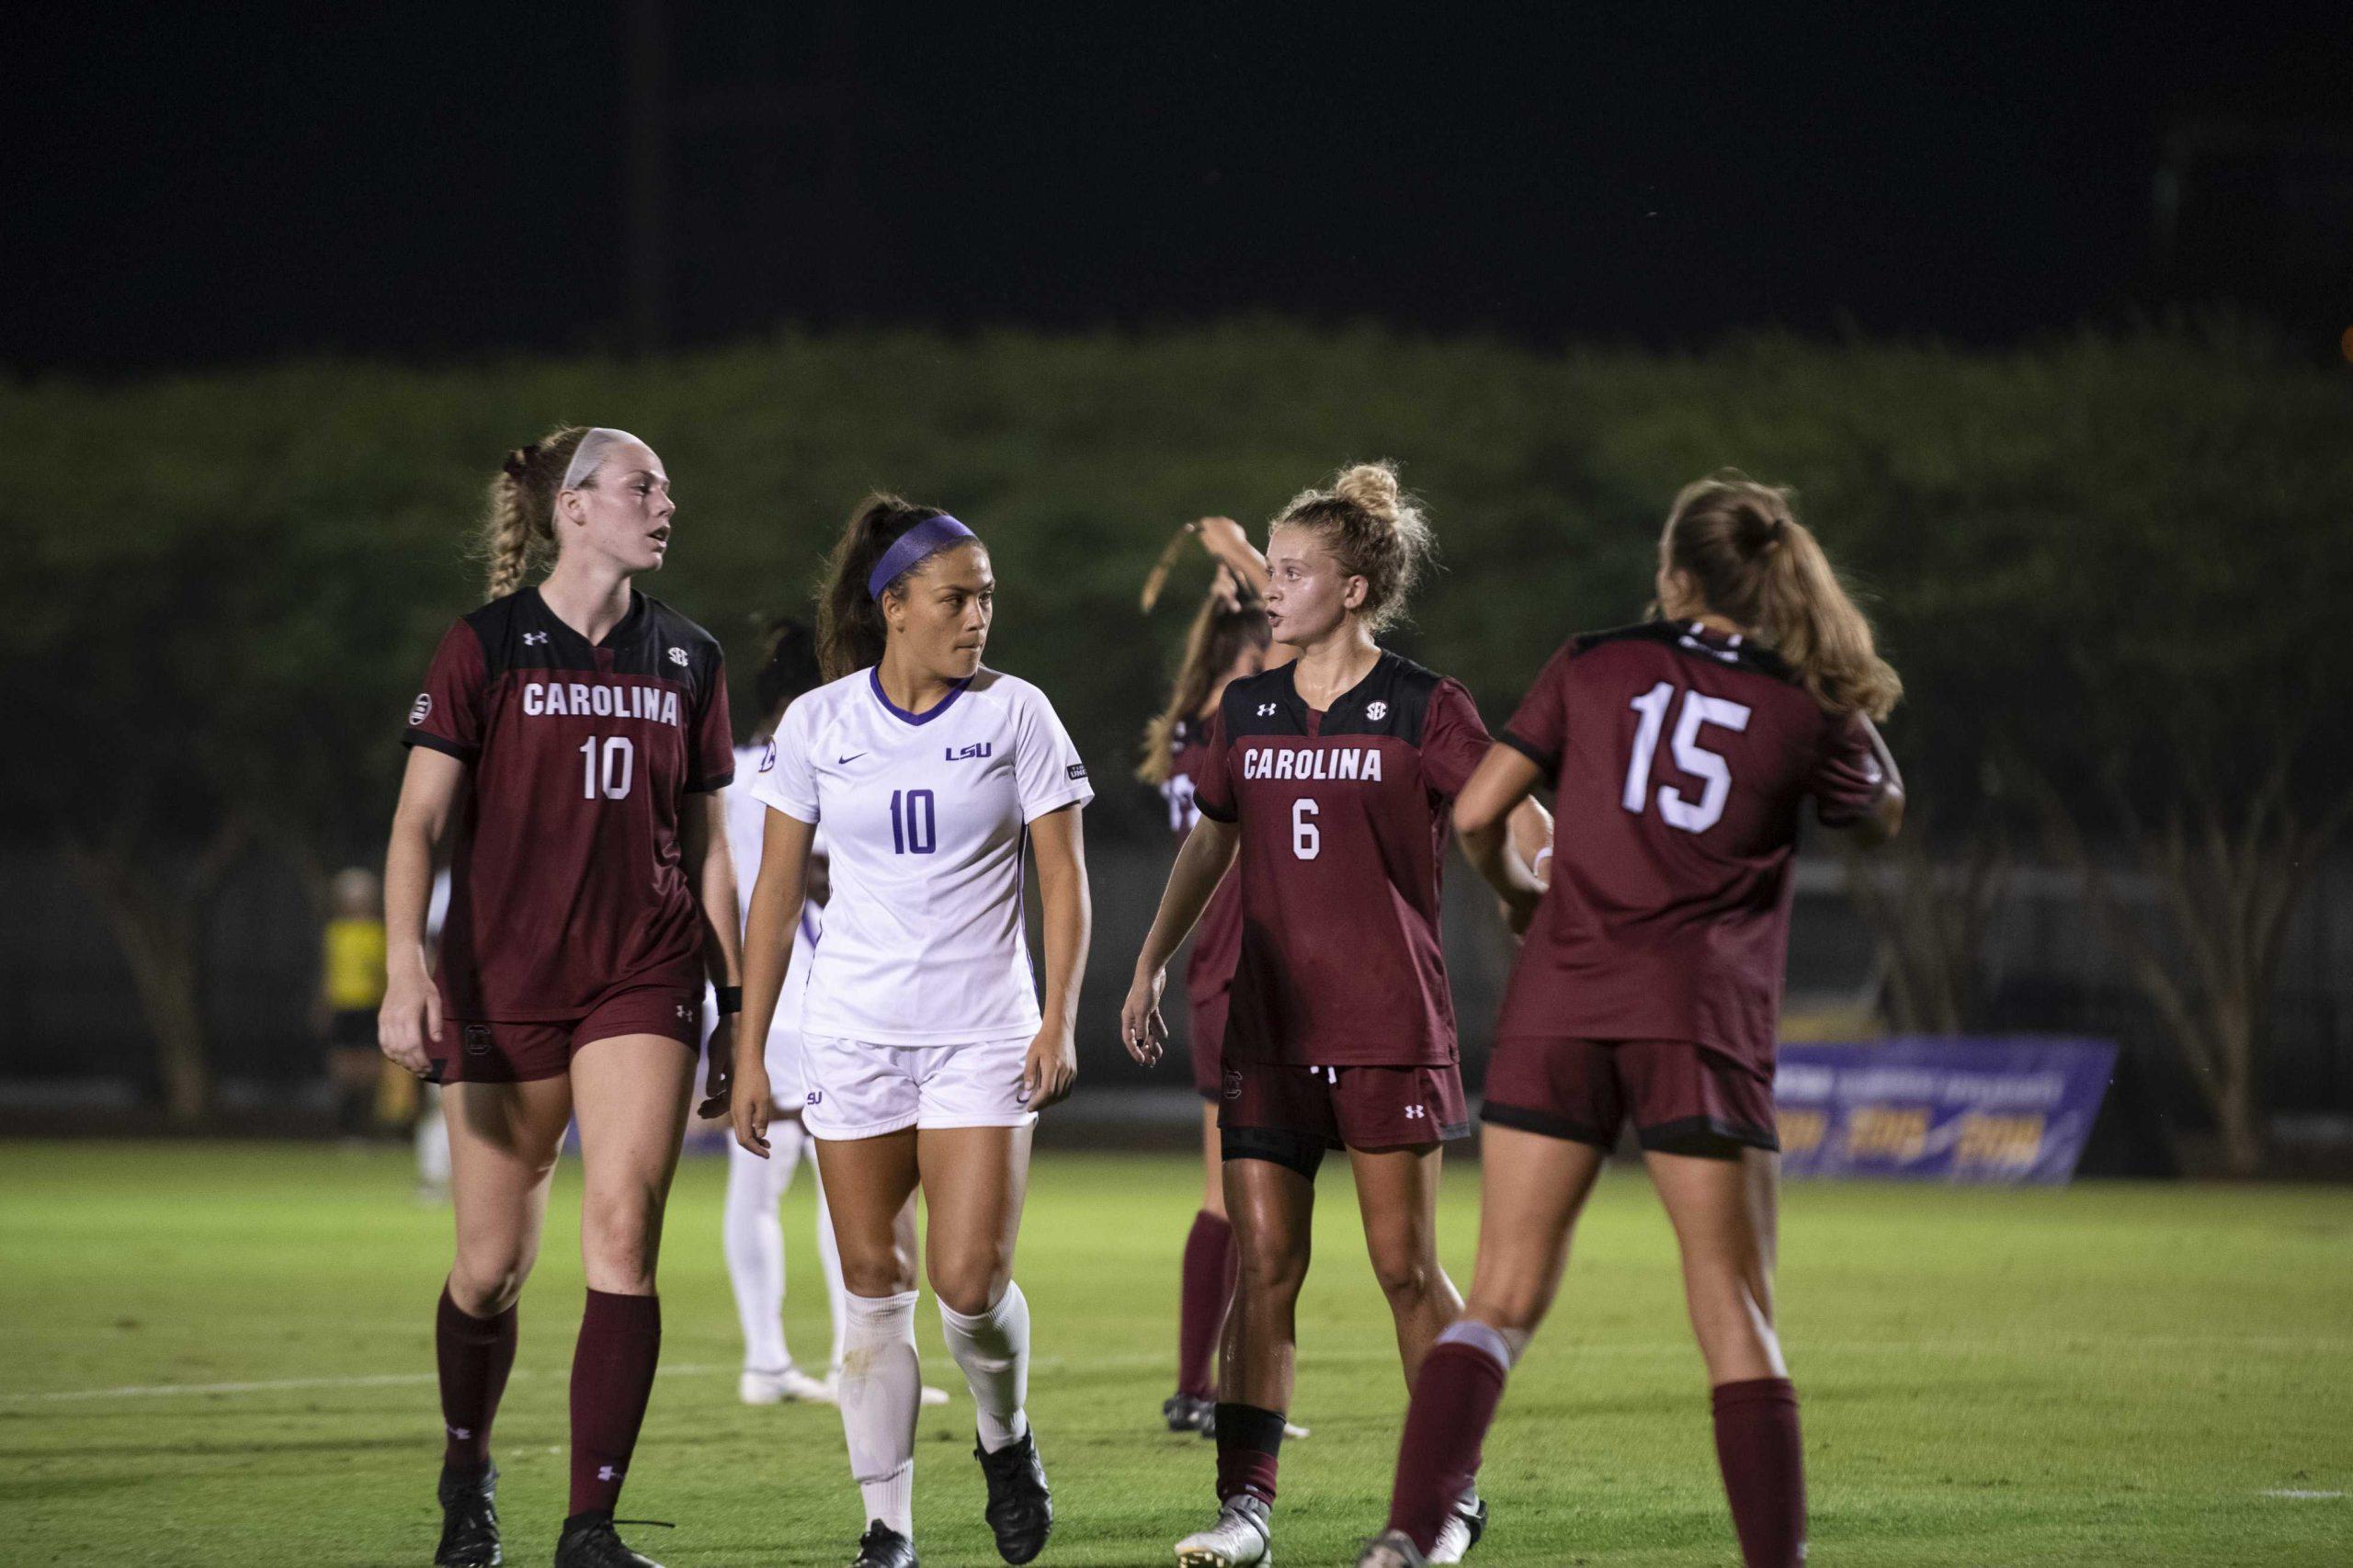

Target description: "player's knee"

left=449, top=1253, right=530, bottom=1314
left=836, top=1233, right=916, bottom=1298
left=579, top=1202, right=661, bottom=1288
left=1234, top=1235, right=1309, bottom=1301
left=1370, top=1248, right=1436, bottom=1308
left=928, top=1263, right=1009, bottom=1319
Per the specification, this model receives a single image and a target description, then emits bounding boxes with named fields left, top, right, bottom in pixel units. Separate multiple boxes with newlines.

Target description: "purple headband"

left=868, top=514, right=977, bottom=600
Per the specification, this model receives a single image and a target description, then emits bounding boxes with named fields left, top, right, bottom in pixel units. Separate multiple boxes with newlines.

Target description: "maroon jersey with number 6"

left=1496, top=620, right=1885, bottom=1071
left=1193, top=651, right=1492, bottom=1068
left=403, top=586, right=734, bottom=1020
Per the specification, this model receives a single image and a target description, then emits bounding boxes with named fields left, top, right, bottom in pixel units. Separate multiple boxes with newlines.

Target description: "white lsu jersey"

left=726, top=744, right=821, bottom=1066
left=748, top=666, right=1093, bottom=1045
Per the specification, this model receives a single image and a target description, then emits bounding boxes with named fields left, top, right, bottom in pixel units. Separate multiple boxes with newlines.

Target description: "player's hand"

left=377, top=960, right=439, bottom=1078
left=731, top=1054, right=773, bottom=1157
left=697, top=1006, right=738, bottom=1120
left=1020, top=1024, right=1077, bottom=1110
left=1120, top=967, right=1168, bottom=1067
left=1194, top=516, right=1250, bottom=563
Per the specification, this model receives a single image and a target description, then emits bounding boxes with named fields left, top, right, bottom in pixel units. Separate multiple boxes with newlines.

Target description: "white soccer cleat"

left=739, top=1365, right=838, bottom=1405
left=920, top=1381, right=951, bottom=1407
left=1355, top=1531, right=1427, bottom=1568
left=1174, top=1493, right=1272, bottom=1567
left=1427, top=1494, right=1487, bottom=1564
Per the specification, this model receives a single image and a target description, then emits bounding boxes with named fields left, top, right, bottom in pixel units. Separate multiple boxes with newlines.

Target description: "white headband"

left=561, top=427, right=642, bottom=492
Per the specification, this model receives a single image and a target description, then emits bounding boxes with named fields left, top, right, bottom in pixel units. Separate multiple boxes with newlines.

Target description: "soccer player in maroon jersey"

left=378, top=426, right=741, bottom=1568
left=1135, top=518, right=1283, bottom=1437
left=1358, top=474, right=1905, bottom=1568
left=1121, top=464, right=1548, bottom=1568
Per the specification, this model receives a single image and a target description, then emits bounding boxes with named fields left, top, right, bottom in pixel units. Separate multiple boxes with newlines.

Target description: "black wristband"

left=715, top=985, right=743, bottom=1015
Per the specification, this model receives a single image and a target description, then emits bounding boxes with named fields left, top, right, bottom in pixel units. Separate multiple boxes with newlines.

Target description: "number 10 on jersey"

left=891, top=789, right=938, bottom=855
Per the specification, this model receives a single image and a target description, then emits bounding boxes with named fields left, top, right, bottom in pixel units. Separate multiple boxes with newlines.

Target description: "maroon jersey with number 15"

left=1496, top=620, right=1884, bottom=1071
left=402, top=586, right=734, bottom=1020
left=1192, top=651, right=1493, bottom=1069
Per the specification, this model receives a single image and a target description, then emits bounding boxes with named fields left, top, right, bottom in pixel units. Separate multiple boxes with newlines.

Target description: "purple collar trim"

left=869, top=514, right=976, bottom=599
left=869, top=666, right=972, bottom=726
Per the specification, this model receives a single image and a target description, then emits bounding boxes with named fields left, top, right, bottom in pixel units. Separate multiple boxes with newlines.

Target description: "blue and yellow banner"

left=1775, top=1037, right=2118, bottom=1185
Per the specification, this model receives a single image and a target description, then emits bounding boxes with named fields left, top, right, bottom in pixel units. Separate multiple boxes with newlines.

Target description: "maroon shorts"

left=1186, top=986, right=1231, bottom=1100
left=1219, top=1057, right=1470, bottom=1178
left=429, top=985, right=702, bottom=1085
left=1481, top=1037, right=1778, bottom=1157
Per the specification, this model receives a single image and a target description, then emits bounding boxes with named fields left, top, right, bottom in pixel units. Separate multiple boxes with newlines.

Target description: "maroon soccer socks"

left=1177, top=1210, right=1237, bottom=1403
left=568, top=1289, right=663, bottom=1518
left=1386, top=1324, right=1511, bottom=1551
left=436, top=1285, right=518, bottom=1474
left=1712, top=1377, right=1807, bottom=1567
left=1213, top=1402, right=1288, bottom=1504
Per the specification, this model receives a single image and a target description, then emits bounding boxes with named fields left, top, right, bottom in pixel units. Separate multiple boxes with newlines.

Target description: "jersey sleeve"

left=1191, top=703, right=1237, bottom=823
left=1013, top=683, right=1096, bottom=823
left=1498, top=642, right=1576, bottom=776
left=686, top=654, right=735, bottom=793
left=1420, top=677, right=1495, bottom=800
left=402, top=619, right=486, bottom=763
left=749, top=699, right=822, bottom=824
left=1808, top=710, right=1888, bottom=826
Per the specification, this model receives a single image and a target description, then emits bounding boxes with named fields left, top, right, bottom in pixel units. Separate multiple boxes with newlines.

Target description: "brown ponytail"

left=1661, top=472, right=1903, bottom=720
left=476, top=426, right=589, bottom=599
left=1137, top=595, right=1272, bottom=785
left=816, top=493, right=951, bottom=681
left=1270, top=460, right=1436, bottom=633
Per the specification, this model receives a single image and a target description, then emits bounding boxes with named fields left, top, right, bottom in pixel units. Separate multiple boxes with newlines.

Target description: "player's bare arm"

left=378, top=745, right=464, bottom=1075
left=686, top=790, right=745, bottom=1119
left=1122, top=815, right=1240, bottom=1063
left=1023, top=802, right=1090, bottom=1109
left=1454, top=744, right=1549, bottom=931
left=733, top=805, right=814, bottom=1157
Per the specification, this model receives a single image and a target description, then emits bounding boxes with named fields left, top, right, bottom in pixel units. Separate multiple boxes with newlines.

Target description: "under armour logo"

left=1256, top=703, right=1279, bottom=717
left=1366, top=699, right=1388, bottom=722
left=668, top=646, right=688, bottom=666
left=676, top=1003, right=694, bottom=1020
left=523, top=631, right=549, bottom=646
left=448, top=1425, right=472, bottom=1439
left=1404, top=1105, right=1426, bottom=1119
left=597, top=1465, right=620, bottom=1483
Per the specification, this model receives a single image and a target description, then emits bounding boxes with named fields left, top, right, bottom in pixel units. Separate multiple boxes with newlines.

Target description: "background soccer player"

left=733, top=496, right=1093, bottom=1568
left=379, top=426, right=741, bottom=1568
left=1120, top=462, right=1547, bottom=1568
left=1361, top=473, right=1904, bottom=1568
left=1134, top=518, right=1285, bottom=1438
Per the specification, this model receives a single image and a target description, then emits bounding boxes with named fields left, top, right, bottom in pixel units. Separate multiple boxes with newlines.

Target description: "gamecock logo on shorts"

left=464, top=1024, right=493, bottom=1057
left=1222, top=1069, right=1243, bottom=1101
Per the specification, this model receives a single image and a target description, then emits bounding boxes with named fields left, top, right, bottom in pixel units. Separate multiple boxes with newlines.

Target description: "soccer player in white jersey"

left=720, top=619, right=950, bottom=1411
left=732, top=496, right=1094, bottom=1568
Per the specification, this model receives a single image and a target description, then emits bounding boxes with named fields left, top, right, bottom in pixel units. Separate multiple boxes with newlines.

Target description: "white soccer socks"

left=939, top=1280, right=1033, bottom=1452
left=838, top=1288, right=922, bottom=1535
left=722, top=1129, right=797, bottom=1374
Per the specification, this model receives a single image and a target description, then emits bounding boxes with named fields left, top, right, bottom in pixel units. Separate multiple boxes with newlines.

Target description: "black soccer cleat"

left=435, top=1461, right=500, bottom=1567
left=1163, top=1393, right=1215, bottom=1436
left=851, top=1519, right=918, bottom=1568
left=551, top=1511, right=665, bottom=1568
left=974, top=1429, right=1053, bottom=1563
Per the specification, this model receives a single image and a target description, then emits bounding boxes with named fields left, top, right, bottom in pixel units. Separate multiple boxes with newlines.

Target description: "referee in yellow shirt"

left=321, top=867, right=392, bottom=1136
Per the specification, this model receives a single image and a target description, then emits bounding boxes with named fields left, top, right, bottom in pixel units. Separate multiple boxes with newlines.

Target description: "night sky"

left=9, top=3, right=2344, bottom=373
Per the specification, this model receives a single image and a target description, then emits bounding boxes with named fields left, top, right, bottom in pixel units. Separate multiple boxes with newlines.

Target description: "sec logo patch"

left=1222, top=1069, right=1244, bottom=1101
left=408, top=693, right=432, bottom=726
left=463, top=1024, right=494, bottom=1057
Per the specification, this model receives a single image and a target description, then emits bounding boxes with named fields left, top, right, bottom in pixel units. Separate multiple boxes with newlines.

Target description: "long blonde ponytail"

left=476, top=426, right=588, bottom=599
left=1662, top=473, right=1902, bottom=720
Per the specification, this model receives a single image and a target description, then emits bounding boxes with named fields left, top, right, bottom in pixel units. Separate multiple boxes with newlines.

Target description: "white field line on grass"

left=2258, top=1490, right=2344, bottom=1500
left=6, top=1333, right=2350, bottom=1407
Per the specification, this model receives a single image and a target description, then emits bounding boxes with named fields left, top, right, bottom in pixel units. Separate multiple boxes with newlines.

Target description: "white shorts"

left=801, top=1032, right=1040, bottom=1141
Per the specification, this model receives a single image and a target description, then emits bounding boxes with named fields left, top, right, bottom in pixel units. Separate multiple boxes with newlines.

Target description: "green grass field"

left=2, top=1142, right=2347, bottom=1567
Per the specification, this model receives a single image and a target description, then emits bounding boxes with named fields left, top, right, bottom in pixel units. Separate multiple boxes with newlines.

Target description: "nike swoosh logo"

left=836, top=753, right=866, bottom=765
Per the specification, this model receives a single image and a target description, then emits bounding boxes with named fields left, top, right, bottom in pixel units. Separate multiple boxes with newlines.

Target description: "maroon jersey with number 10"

left=403, top=586, right=734, bottom=1020
left=1192, top=651, right=1493, bottom=1069
left=1496, top=620, right=1884, bottom=1071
